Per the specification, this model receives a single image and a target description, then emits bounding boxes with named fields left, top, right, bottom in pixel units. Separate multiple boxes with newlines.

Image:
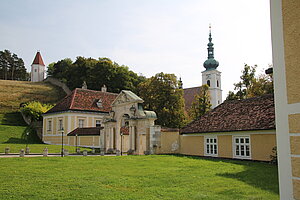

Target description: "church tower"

left=202, top=26, right=222, bottom=109
left=31, top=51, right=45, bottom=82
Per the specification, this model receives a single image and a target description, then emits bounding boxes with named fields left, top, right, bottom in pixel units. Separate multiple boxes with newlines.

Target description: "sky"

left=0, top=0, right=272, bottom=99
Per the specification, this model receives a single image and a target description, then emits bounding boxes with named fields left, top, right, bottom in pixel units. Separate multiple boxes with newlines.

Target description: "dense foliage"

left=227, top=64, right=273, bottom=100
left=0, top=49, right=28, bottom=80
left=188, top=84, right=212, bottom=120
left=138, top=72, right=186, bottom=128
left=47, top=57, right=146, bottom=93
left=21, top=101, right=53, bottom=121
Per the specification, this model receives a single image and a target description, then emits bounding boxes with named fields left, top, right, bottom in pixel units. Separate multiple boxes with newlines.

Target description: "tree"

left=188, top=84, right=212, bottom=120
left=226, top=64, right=273, bottom=100
left=48, top=56, right=145, bottom=93
left=0, top=49, right=27, bottom=80
left=138, top=72, right=186, bottom=128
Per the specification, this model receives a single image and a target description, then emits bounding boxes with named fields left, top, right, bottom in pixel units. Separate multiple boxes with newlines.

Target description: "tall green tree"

left=138, top=72, right=186, bottom=128
left=0, top=49, right=27, bottom=80
left=188, top=84, right=212, bottom=120
left=48, top=57, right=145, bottom=93
left=226, top=64, right=273, bottom=100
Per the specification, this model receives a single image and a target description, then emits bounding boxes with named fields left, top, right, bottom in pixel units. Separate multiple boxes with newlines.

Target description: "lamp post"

left=61, top=128, right=64, bottom=157
left=26, top=132, right=29, bottom=149
left=120, top=132, right=123, bottom=156
left=75, top=134, right=78, bottom=153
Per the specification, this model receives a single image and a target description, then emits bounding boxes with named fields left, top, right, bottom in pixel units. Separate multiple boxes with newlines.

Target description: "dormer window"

left=96, top=99, right=103, bottom=108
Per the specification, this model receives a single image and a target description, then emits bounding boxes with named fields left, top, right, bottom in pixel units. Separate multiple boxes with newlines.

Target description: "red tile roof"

left=68, top=127, right=103, bottom=136
left=32, top=52, right=45, bottom=66
left=183, top=86, right=201, bottom=111
left=181, top=94, right=275, bottom=134
left=45, top=88, right=118, bottom=114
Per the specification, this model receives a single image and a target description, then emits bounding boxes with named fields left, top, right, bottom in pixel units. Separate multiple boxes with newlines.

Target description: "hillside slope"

left=0, top=80, right=66, bottom=113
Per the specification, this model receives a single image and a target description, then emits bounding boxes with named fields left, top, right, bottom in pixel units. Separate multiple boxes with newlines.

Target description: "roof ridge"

left=69, top=88, right=78, bottom=109
left=76, top=88, right=118, bottom=95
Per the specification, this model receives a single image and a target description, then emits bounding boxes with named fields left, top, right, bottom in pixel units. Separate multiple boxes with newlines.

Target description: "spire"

left=203, top=25, right=219, bottom=70
left=178, top=77, right=183, bottom=89
left=32, top=51, right=45, bottom=66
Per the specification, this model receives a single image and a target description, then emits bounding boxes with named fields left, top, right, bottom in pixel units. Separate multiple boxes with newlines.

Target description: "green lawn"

left=0, top=113, right=89, bottom=154
left=0, top=155, right=279, bottom=200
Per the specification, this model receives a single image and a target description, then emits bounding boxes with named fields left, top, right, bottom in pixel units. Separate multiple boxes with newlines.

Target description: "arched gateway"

left=103, top=90, right=160, bottom=155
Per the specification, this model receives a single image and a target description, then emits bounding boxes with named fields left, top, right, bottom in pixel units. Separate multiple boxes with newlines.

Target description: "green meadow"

left=0, top=155, right=279, bottom=200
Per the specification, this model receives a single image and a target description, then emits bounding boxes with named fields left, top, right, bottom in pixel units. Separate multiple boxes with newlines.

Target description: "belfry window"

left=217, top=80, right=219, bottom=87
left=207, top=80, right=211, bottom=87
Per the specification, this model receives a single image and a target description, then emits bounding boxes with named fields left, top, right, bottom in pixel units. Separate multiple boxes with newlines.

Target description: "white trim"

left=271, top=0, right=293, bottom=198
left=287, top=103, right=300, bottom=114
left=232, top=135, right=251, bottom=160
left=204, top=136, right=218, bottom=157
left=290, top=133, right=300, bottom=136
left=292, top=177, right=300, bottom=181
left=291, top=155, right=300, bottom=158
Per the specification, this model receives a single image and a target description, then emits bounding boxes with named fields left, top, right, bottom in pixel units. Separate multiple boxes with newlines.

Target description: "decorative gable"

left=112, top=90, right=144, bottom=106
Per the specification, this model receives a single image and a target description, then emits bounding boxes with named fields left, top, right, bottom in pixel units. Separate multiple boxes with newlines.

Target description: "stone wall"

left=44, top=77, right=71, bottom=95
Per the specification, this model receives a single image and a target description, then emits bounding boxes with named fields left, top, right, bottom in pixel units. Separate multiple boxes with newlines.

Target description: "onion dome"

left=203, top=25, right=219, bottom=70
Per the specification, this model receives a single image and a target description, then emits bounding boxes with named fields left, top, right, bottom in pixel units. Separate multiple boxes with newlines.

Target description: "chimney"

left=101, top=85, right=107, bottom=92
left=82, top=81, right=87, bottom=89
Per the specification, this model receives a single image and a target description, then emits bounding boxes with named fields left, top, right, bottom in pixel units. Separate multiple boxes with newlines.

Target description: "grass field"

left=0, top=112, right=90, bottom=154
left=0, top=80, right=65, bottom=113
left=0, top=155, right=279, bottom=200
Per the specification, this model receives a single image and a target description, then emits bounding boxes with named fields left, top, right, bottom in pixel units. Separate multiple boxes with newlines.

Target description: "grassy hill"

left=0, top=80, right=72, bottom=153
left=0, top=80, right=66, bottom=113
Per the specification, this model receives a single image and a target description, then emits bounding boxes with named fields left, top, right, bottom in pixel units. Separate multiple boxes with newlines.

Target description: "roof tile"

left=180, top=94, right=275, bottom=134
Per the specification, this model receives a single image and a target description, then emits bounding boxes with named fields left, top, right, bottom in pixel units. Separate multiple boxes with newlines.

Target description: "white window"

left=58, top=119, right=63, bottom=130
left=78, top=119, right=85, bottom=128
left=234, top=136, right=251, bottom=159
left=96, top=120, right=101, bottom=127
left=47, top=120, right=52, bottom=131
left=205, top=136, right=218, bottom=156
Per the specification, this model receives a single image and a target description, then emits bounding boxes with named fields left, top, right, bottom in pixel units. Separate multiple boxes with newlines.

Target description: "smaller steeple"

left=32, top=51, right=45, bottom=66
left=203, top=25, right=219, bottom=70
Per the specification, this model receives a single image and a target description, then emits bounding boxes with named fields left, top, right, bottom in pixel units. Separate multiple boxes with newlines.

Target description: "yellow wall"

left=180, top=135, right=204, bottom=156
left=71, top=116, right=75, bottom=130
left=288, top=114, right=300, bottom=133
left=79, top=136, right=97, bottom=147
left=290, top=136, right=300, bottom=155
left=43, top=136, right=67, bottom=144
left=218, top=135, right=232, bottom=158
left=157, top=131, right=180, bottom=154
left=251, top=134, right=277, bottom=161
left=293, top=179, right=300, bottom=200
left=282, top=0, right=300, bottom=104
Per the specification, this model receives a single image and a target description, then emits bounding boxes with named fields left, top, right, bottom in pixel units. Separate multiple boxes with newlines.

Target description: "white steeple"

left=202, top=25, right=222, bottom=109
left=31, top=51, right=45, bottom=82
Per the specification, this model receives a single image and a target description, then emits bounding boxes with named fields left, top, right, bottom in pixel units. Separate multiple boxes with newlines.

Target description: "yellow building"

left=271, top=0, right=300, bottom=199
left=42, top=87, right=159, bottom=155
left=158, top=95, right=277, bottom=162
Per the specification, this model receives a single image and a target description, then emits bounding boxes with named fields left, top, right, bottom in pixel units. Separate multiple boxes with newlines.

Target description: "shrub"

left=20, top=101, right=53, bottom=121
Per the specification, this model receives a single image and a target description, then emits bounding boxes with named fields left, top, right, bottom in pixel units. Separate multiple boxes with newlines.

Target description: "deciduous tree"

left=188, top=84, right=212, bottom=120
left=138, top=72, right=186, bottom=128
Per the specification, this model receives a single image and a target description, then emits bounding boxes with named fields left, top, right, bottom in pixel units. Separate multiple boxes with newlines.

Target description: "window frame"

left=233, top=136, right=251, bottom=159
left=204, top=136, right=218, bottom=157
left=58, top=118, right=63, bottom=131
left=47, top=119, right=52, bottom=132
left=95, top=120, right=101, bottom=127
left=78, top=119, right=85, bottom=128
